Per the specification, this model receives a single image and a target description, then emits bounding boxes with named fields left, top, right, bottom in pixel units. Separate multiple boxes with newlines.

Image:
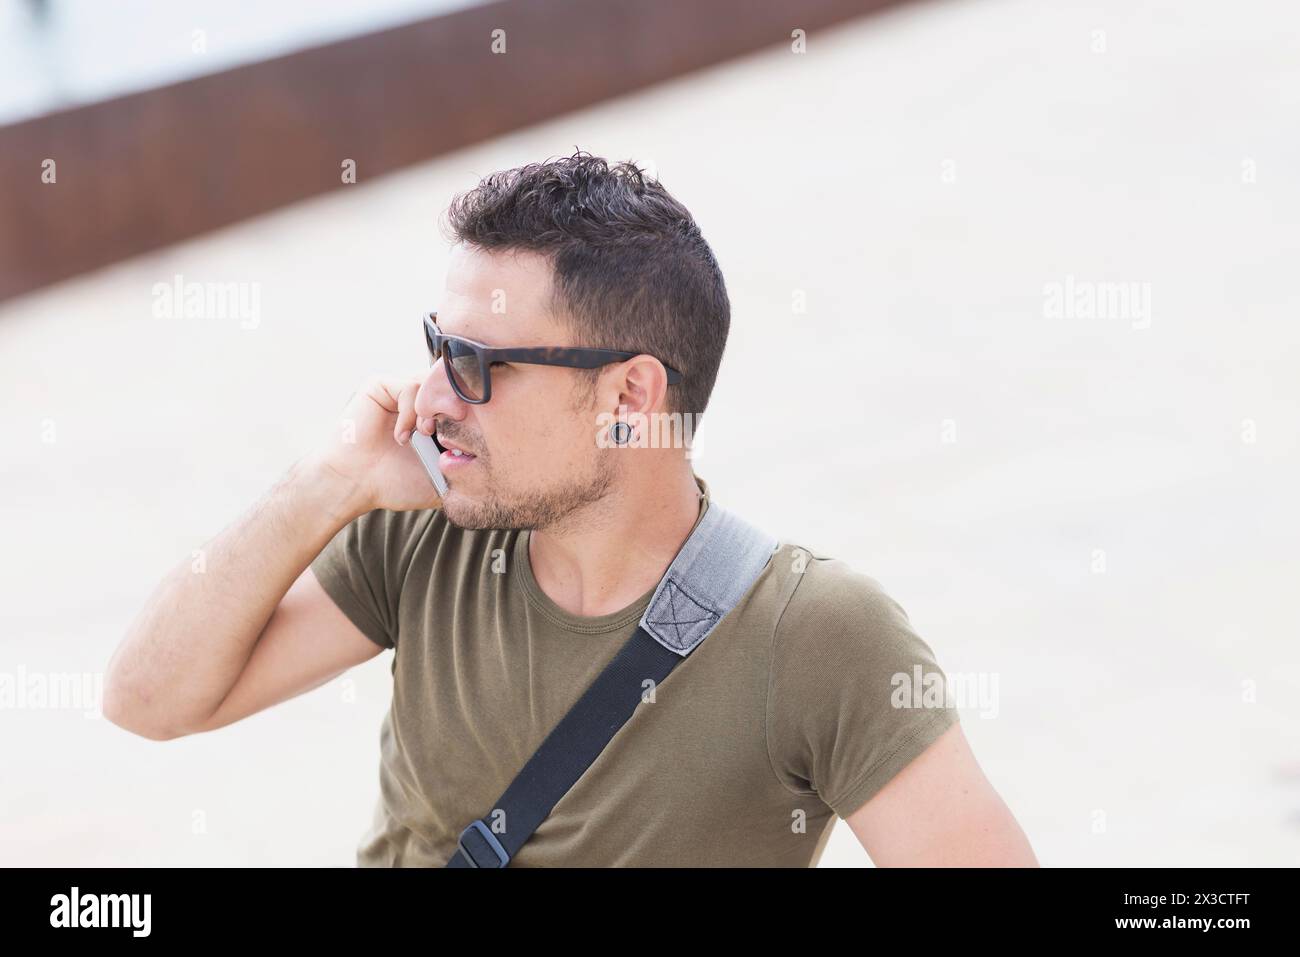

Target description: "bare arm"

left=104, top=375, right=441, bottom=741
left=184, top=565, right=385, bottom=736
left=844, top=722, right=1039, bottom=866
left=103, top=460, right=375, bottom=740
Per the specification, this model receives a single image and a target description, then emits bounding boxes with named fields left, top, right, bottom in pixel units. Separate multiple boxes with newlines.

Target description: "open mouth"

left=433, top=434, right=477, bottom=466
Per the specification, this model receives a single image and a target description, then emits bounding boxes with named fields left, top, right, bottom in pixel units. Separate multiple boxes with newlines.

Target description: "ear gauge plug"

left=610, top=402, right=635, bottom=446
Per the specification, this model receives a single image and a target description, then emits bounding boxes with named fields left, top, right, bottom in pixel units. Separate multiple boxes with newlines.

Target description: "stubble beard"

left=439, top=450, right=618, bottom=532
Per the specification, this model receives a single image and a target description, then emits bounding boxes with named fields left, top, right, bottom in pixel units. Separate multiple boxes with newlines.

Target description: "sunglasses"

left=422, top=311, right=683, bottom=405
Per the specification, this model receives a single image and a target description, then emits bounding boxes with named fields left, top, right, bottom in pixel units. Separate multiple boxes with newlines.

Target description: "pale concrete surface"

left=2, top=0, right=1298, bottom=866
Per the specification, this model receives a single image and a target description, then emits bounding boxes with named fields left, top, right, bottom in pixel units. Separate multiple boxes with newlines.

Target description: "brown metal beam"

left=0, top=0, right=908, bottom=303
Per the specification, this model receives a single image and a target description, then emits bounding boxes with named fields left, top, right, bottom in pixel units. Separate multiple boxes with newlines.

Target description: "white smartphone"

left=409, top=431, right=449, bottom=496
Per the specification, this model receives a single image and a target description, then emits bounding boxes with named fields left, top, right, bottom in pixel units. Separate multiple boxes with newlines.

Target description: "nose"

left=413, top=357, right=466, bottom=434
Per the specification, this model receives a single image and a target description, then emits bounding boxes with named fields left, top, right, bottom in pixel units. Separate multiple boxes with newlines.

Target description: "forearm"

left=104, top=457, right=366, bottom=739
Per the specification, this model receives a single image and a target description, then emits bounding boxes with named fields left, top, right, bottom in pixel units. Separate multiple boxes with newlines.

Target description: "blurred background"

left=1, top=0, right=1297, bottom=867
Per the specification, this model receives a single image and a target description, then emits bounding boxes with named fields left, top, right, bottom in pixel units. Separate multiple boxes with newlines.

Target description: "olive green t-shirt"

left=311, top=474, right=960, bottom=867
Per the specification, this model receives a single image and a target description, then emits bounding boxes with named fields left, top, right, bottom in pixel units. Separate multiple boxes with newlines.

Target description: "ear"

left=608, top=354, right=670, bottom=419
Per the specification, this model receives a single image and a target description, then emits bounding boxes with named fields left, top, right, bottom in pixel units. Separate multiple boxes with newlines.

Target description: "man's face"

left=413, top=244, right=617, bottom=531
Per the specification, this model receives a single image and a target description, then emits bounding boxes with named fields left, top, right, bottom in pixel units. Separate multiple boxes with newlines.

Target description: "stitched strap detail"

left=644, top=579, right=718, bottom=649
left=640, top=501, right=779, bottom=656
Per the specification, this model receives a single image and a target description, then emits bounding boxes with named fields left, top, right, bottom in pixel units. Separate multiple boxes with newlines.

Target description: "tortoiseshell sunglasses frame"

left=423, top=311, right=683, bottom=405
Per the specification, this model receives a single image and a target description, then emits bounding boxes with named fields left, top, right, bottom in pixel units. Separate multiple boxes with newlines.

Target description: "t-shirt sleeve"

left=310, top=508, right=433, bottom=651
left=767, top=557, right=961, bottom=820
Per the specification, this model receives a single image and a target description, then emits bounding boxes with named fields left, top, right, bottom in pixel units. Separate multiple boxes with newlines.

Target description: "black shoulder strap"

left=446, top=500, right=779, bottom=867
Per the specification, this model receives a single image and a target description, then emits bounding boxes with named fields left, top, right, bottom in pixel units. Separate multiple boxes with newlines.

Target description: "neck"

left=527, top=462, right=703, bottom=618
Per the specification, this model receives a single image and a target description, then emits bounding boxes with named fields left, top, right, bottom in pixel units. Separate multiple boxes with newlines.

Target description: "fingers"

left=365, top=376, right=401, bottom=414
left=392, top=379, right=420, bottom=445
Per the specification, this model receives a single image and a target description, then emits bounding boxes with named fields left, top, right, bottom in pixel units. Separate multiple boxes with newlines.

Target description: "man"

left=105, top=150, right=1037, bottom=867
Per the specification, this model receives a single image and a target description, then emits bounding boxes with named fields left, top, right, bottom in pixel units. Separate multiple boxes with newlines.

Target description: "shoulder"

left=764, top=544, right=960, bottom=815
left=766, top=542, right=951, bottom=731
left=772, top=545, right=915, bottom=644
left=310, top=507, right=447, bottom=652
left=348, top=506, right=445, bottom=558
left=316, top=506, right=448, bottom=591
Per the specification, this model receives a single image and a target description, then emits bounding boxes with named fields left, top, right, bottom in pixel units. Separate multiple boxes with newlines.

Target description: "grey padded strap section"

left=639, top=501, right=780, bottom=657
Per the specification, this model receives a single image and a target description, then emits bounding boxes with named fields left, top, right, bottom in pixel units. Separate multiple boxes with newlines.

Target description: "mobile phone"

left=409, top=431, right=449, bottom=496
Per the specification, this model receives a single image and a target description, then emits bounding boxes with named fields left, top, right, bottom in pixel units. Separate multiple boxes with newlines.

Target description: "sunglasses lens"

left=426, top=318, right=486, bottom=402
left=445, top=339, right=485, bottom=402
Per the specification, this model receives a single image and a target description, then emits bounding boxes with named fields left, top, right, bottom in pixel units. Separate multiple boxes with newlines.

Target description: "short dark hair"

left=440, top=149, right=729, bottom=420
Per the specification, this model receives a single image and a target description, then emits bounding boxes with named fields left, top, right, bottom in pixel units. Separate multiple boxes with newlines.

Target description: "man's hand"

left=844, top=722, right=1039, bottom=866
left=306, top=373, right=443, bottom=516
